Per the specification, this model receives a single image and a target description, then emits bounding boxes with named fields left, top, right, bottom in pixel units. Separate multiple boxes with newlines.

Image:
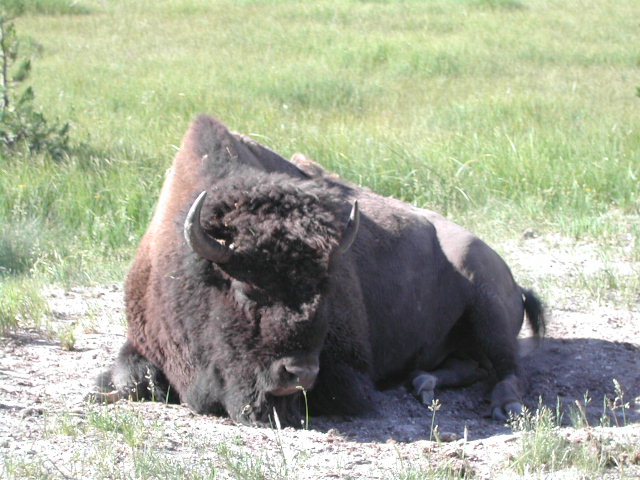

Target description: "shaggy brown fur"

left=93, top=115, right=545, bottom=426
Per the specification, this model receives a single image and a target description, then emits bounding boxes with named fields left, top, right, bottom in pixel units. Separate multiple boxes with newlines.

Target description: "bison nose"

left=269, top=355, right=320, bottom=396
left=284, top=363, right=320, bottom=385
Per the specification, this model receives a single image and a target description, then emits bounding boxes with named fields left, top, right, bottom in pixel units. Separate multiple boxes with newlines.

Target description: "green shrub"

left=0, top=11, right=70, bottom=160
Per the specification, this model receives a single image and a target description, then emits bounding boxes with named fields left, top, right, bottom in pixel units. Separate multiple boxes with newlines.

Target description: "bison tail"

left=522, top=288, right=546, bottom=338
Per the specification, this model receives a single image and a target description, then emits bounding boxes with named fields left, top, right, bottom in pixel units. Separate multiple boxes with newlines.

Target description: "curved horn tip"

left=184, top=191, right=232, bottom=264
left=350, top=200, right=359, bottom=222
left=338, top=200, right=360, bottom=254
left=183, top=191, right=207, bottom=247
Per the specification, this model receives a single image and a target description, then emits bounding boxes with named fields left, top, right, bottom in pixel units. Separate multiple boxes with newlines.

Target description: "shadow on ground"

left=309, top=338, right=640, bottom=443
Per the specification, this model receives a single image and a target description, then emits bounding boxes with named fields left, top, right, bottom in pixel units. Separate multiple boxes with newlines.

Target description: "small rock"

left=523, top=228, right=537, bottom=239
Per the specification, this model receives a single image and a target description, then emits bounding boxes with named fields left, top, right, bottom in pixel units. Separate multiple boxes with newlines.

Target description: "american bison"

left=92, top=115, right=545, bottom=426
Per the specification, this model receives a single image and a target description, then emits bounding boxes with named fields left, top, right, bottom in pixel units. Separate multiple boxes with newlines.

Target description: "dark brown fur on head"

left=200, top=172, right=345, bottom=306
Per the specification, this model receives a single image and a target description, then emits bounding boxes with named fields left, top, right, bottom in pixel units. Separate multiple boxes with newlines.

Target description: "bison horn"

left=337, top=200, right=360, bottom=254
left=184, top=191, right=233, bottom=264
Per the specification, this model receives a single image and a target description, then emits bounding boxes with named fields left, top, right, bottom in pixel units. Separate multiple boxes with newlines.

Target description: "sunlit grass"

left=508, top=395, right=640, bottom=477
left=1, top=0, right=638, bottom=298
left=0, top=277, right=50, bottom=333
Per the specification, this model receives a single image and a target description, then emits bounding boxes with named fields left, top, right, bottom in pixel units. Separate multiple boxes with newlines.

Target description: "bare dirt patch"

left=1, top=234, right=639, bottom=478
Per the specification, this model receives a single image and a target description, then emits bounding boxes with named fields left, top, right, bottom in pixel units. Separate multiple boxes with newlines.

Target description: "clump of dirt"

left=1, top=234, right=639, bottom=478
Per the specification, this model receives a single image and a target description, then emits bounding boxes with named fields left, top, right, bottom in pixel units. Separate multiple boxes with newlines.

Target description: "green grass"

left=393, top=455, right=474, bottom=480
left=0, top=1, right=638, bottom=311
left=215, top=441, right=289, bottom=480
left=2, top=0, right=88, bottom=16
left=0, top=277, right=50, bottom=334
left=508, top=399, right=640, bottom=477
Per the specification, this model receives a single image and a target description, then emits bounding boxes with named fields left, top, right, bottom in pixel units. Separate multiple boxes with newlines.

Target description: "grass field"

left=1, top=0, right=638, bottom=292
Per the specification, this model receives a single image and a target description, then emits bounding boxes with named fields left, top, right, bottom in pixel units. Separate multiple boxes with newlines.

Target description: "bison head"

left=181, top=174, right=358, bottom=426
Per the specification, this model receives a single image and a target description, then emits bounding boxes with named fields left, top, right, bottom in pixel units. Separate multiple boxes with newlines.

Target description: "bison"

left=92, top=114, right=545, bottom=426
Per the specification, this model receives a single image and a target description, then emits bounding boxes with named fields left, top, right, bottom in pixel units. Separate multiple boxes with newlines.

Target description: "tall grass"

left=1, top=0, right=638, bottom=300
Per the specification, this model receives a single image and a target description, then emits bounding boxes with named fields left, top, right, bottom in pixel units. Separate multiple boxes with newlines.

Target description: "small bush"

left=0, top=11, right=70, bottom=160
left=57, top=323, right=76, bottom=350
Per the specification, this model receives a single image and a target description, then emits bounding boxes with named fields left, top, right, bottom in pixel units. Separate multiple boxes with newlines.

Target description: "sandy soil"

left=1, top=233, right=639, bottom=478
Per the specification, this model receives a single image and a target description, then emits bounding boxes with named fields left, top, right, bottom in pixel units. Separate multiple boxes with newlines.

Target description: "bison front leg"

left=410, top=356, right=488, bottom=406
left=87, top=340, right=177, bottom=405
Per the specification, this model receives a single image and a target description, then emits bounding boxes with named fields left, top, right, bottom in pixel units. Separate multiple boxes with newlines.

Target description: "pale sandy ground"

left=1, top=232, right=639, bottom=478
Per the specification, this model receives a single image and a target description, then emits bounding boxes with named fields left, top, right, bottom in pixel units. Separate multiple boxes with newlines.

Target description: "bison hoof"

left=491, top=402, right=523, bottom=422
left=412, top=373, right=437, bottom=406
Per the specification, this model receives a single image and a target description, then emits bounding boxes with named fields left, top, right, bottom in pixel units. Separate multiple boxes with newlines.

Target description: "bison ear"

left=337, top=200, right=360, bottom=254
left=184, top=191, right=233, bottom=264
